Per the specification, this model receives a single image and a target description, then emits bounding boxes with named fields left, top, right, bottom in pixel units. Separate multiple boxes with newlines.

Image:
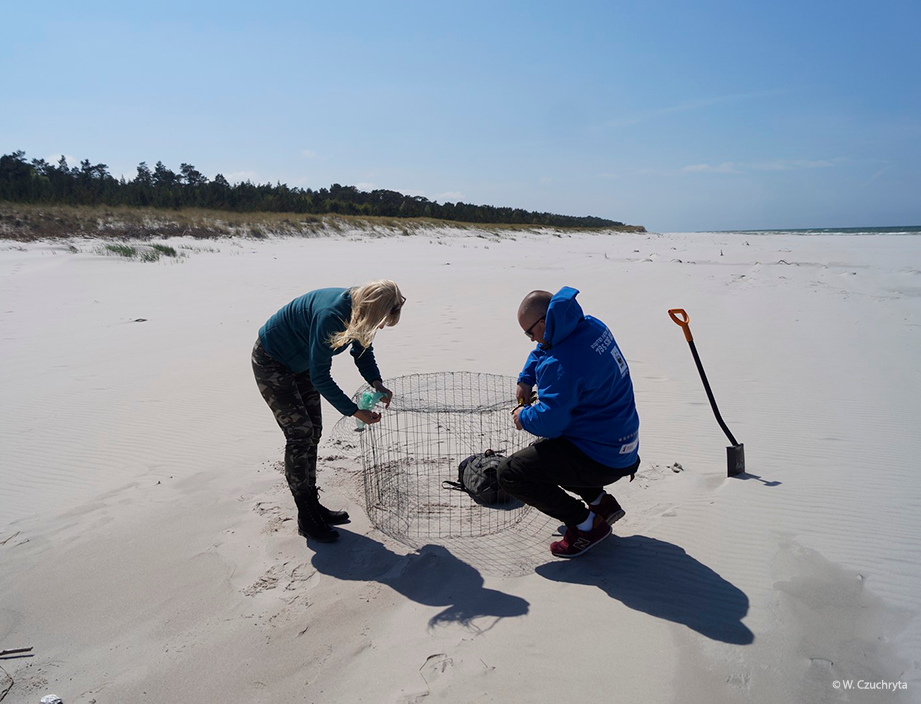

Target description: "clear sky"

left=2, top=0, right=918, bottom=232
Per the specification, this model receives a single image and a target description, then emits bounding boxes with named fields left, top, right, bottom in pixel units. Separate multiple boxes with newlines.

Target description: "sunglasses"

left=524, top=316, right=545, bottom=339
left=390, top=295, right=406, bottom=316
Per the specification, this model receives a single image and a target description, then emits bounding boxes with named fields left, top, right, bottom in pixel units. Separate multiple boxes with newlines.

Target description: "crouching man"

left=498, top=287, right=640, bottom=558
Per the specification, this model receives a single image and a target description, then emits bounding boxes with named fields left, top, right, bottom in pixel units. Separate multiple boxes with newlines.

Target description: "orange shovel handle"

left=668, top=308, right=693, bottom=342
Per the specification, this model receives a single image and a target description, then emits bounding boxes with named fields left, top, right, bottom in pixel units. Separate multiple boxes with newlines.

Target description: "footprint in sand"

left=419, top=653, right=454, bottom=685
left=243, top=566, right=281, bottom=596
left=285, top=563, right=320, bottom=591
left=261, top=514, right=294, bottom=534
left=253, top=501, right=282, bottom=516
left=639, top=462, right=687, bottom=483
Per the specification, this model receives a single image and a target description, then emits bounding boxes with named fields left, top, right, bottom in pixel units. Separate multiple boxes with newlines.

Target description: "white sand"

left=1, top=228, right=919, bottom=703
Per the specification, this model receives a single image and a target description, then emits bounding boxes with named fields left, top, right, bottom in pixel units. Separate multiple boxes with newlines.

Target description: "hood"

left=543, top=286, right=584, bottom=347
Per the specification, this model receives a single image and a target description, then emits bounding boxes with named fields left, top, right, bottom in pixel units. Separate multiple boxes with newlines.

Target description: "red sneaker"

left=550, top=515, right=612, bottom=558
left=593, top=494, right=626, bottom=526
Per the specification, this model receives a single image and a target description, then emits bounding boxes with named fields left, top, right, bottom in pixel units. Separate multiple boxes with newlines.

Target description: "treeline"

left=0, top=150, right=625, bottom=228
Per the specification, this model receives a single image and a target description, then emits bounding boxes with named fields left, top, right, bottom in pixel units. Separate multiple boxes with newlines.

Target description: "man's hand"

left=353, top=409, right=381, bottom=425
left=372, top=380, right=394, bottom=408
left=516, top=382, right=534, bottom=406
left=511, top=405, right=524, bottom=430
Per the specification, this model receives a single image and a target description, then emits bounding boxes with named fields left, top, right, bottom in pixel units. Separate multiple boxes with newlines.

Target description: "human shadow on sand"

left=535, top=535, right=754, bottom=644
left=310, top=530, right=529, bottom=631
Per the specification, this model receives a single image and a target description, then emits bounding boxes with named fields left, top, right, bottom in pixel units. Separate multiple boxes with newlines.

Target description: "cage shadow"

left=535, top=535, right=754, bottom=644
left=310, top=530, right=529, bottom=630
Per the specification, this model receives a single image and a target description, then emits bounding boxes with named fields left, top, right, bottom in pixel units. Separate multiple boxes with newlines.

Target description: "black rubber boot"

left=294, top=492, right=339, bottom=543
left=315, top=487, right=350, bottom=525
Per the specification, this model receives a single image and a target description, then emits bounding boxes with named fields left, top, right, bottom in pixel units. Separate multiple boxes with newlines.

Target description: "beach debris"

left=40, top=696, right=64, bottom=704
left=355, top=390, right=384, bottom=431
left=0, top=648, right=32, bottom=658
left=0, top=532, right=21, bottom=547
left=133, top=318, right=147, bottom=323
left=671, top=462, right=684, bottom=472
left=0, top=668, right=11, bottom=702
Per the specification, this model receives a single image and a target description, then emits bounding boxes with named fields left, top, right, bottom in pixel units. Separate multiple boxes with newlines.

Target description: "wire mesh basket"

left=344, top=372, right=537, bottom=545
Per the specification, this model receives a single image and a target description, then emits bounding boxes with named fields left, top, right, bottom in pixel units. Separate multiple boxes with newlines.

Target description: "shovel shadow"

left=535, top=535, right=754, bottom=645
left=736, top=472, right=782, bottom=487
left=311, top=530, right=529, bottom=631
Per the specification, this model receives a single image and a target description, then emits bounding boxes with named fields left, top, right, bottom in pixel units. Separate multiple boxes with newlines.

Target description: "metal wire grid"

left=351, top=372, right=538, bottom=544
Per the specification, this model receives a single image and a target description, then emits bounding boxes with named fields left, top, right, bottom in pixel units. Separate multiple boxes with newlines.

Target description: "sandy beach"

left=1, top=227, right=919, bottom=703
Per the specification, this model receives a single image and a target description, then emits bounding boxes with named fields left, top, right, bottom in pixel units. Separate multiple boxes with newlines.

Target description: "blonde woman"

left=252, top=280, right=404, bottom=543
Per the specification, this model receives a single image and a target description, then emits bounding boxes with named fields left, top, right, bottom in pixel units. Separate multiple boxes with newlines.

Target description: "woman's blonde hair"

left=328, top=279, right=404, bottom=350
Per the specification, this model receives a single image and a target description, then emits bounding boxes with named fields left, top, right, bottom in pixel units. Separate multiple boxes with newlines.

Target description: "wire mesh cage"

left=343, top=372, right=537, bottom=545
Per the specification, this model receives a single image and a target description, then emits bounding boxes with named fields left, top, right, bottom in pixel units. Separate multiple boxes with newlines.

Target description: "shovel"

left=668, top=309, right=745, bottom=476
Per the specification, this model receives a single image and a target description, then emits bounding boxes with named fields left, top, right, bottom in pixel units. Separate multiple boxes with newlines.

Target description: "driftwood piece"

left=0, top=648, right=32, bottom=658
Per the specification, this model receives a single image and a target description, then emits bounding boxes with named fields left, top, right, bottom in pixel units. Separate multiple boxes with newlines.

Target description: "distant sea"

left=713, top=226, right=921, bottom=236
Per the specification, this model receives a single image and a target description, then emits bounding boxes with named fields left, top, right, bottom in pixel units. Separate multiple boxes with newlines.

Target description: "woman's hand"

left=372, top=380, right=394, bottom=408
left=353, top=409, right=381, bottom=425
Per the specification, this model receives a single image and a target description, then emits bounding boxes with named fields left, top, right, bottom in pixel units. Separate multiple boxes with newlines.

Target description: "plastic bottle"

left=355, top=389, right=384, bottom=430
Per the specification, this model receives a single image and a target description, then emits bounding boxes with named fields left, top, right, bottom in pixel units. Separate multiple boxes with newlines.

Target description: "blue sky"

left=2, top=0, right=918, bottom=231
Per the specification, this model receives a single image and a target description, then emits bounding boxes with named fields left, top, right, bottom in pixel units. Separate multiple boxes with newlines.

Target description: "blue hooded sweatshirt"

left=517, top=287, right=639, bottom=468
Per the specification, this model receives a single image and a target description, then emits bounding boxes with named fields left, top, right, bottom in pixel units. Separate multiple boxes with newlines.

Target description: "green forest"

left=0, top=150, right=625, bottom=228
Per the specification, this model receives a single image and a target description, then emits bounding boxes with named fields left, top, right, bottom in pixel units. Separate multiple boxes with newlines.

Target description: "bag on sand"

left=442, top=449, right=514, bottom=506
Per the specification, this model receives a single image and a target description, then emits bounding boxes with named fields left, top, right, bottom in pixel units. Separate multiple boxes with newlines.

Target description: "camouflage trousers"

left=252, top=339, right=322, bottom=498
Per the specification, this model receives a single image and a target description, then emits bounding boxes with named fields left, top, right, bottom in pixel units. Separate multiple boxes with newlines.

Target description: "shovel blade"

left=727, top=443, right=745, bottom=477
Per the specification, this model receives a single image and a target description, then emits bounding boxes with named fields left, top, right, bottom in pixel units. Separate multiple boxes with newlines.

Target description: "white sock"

left=576, top=511, right=596, bottom=532
left=588, top=491, right=606, bottom=506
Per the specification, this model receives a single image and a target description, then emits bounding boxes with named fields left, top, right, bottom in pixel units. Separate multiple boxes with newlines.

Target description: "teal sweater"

left=258, top=288, right=383, bottom=416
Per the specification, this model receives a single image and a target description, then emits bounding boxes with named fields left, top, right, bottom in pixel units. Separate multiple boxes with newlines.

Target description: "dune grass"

left=100, top=241, right=185, bottom=262
left=0, top=201, right=646, bottom=242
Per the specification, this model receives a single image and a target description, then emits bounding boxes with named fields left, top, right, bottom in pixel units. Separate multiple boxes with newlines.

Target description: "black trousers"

left=497, top=438, right=639, bottom=526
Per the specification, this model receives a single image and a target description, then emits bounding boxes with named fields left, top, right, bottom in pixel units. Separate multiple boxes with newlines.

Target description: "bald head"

left=518, top=290, right=552, bottom=328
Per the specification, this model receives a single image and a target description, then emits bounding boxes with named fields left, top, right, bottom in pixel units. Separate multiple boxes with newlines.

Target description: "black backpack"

left=443, top=449, right=515, bottom=506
